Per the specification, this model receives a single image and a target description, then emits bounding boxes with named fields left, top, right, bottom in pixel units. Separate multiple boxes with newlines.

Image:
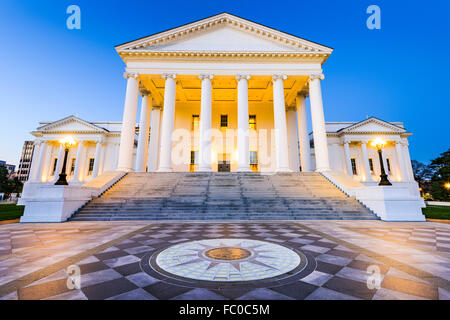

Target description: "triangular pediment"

left=37, top=116, right=109, bottom=133
left=141, top=27, right=299, bottom=52
left=116, top=13, right=332, bottom=56
left=339, top=117, right=406, bottom=134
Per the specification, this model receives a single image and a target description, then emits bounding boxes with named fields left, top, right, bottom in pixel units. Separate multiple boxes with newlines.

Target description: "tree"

left=0, top=166, right=23, bottom=196
left=429, top=149, right=450, bottom=201
left=411, top=160, right=434, bottom=195
left=0, top=166, right=9, bottom=193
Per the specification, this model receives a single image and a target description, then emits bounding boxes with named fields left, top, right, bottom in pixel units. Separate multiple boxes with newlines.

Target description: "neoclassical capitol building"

left=19, top=13, right=425, bottom=222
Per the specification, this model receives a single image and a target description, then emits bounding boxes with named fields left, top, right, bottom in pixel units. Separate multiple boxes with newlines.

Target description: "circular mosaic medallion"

left=153, top=238, right=302, bottom=282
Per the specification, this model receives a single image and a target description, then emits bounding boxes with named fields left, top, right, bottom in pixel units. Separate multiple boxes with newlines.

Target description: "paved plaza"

left=0, top=220, right=449, bottom=300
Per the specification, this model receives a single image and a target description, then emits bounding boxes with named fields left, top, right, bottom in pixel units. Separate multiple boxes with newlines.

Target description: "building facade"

left=17, top=141, right=35, bottom=182
left=25, top=115, right=415, bottom=186
left=19, top=13, right=425, bottom=222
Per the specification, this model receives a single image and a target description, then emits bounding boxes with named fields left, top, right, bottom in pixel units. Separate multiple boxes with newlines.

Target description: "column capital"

left=123, top=72, right=139, bottom=80
left=308, top=73, right=325, bottom=82
left=199, top=74, right=214, bottom=80
left=151, top=105, right=161, bottom=110
left=343, top=138, right=351, bottom=144
left=361, top=139, right=370, bottom=145
left=140, top=89, right=151, bottom=97
left=34, top=139, right=43, bottom=146
left=162, top=73, right=177, bottom=80
left=272, top=74, right=287, bottom=81
left=236, top=74, right=251, bottom=81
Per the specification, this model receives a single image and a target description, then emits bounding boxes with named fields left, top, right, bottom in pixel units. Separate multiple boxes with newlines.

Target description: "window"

left=70, top=158, right=76, bottom=175
left=249, top=115, right=256, bottom=130
left=190, top=151, right=198, bottom=172
left=351, top=158, right=358, bottom=175
left=220, top=115, right=228, bottom=128
left=51, top=158, right=58, bottom=176
left=250, top=151, right=258, bottom=172
left=88, top=158, right=95, bottom=175
left=386, top=158, right=392, bottom=174
left=368, top=158, right=374, bottom=175
left=192, top=115, right=199, bottom=131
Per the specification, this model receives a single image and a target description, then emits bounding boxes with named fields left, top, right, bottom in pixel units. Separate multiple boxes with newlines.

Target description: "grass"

left=422, top=205, right=450, bottom=220
left=0, top=204, right=25, bottom=221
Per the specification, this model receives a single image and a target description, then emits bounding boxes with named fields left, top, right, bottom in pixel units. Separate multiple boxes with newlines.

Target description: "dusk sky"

left=0, top=0, right=449, bottom=167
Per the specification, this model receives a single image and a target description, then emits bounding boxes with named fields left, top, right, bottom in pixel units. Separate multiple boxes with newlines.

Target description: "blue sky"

left=0, top=0, right=449, bottom=166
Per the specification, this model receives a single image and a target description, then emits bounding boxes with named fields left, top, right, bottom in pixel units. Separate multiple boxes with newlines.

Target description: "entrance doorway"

left=218, top=153, right=230, bottom=172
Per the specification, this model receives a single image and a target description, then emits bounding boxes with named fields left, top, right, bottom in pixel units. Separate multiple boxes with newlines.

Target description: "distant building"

left=17, top=141, right=35, bottom=182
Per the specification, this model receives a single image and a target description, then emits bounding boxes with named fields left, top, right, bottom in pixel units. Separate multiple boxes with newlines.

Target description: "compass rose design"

left=155, top=239, right=301, bottom=282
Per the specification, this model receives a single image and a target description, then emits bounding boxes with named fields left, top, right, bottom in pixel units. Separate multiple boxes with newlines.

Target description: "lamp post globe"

left=55, top=137, right=76, bottom=186
left=370, top=138, right=392, bottom=186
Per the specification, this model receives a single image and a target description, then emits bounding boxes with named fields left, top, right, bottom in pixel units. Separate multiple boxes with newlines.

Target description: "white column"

left=117, top=72, right=139, bottom=172
left=198, top=74, right=213, bottom=171
left=136, top=90, right=152, bottom=172
left=308, top=74, right=330, bottom=172
left=395, top=141, right=408, bottom=181
left=343, top=139, right=353, bottom=177
left=158, top=73, right=177, bottom=172
left=32, top=141, right=47, bottom=182
left=272, top=75, right=291, bottom=172
left=296, top=94, right=312, bottom=172
left=236, top=74, right=251, bottom=172
left=381, top=149, right=389, bottom=176
left=286, top=106, right=300, bottom=171
left=147, top=106, right=161, bottom=172
left=53, top=144, right=64, bottom=181
left=92, top=140, right=103, bottom=179
left=72, top=141, right=85, bottom=183
left=402, top=141, right=414, bottom=181
left=28, top=140, right=41, bottom=181
left=360, top=140, right=374, bottom=182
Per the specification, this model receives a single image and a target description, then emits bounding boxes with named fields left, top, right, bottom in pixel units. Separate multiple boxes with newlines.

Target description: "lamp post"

left=370, top=138, right=392, bottom=186
left=55, top=136, right=76, bottom=185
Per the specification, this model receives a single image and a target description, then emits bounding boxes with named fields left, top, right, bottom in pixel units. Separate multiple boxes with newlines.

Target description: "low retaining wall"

left=321, top=171, right=426, bottom=222
left=19, top=171, right=126, bottom=223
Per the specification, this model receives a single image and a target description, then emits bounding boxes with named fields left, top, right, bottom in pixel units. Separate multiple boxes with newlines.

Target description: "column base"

left=116, top=167, right=133, bottom=172
left=315, top=167, right=331, bottom=173
left=237, top=167, right=252, bottom=172
left=198, top=167, right=213, bottom=172
left=157, top=167, right=172, bottom=172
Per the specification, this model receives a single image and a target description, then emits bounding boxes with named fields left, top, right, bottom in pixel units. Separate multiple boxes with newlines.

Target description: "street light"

left=445, top=183, right=450, bottom=190
left=370, top=138, right=392, bottom=186
left=55, top=136, right=76, bottom=185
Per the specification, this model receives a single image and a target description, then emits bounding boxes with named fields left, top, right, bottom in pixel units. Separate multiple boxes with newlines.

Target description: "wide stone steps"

left=70, top=172, right=379, bottom=221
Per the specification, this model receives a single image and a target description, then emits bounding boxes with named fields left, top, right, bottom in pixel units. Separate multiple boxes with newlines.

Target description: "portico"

left=114, top=13, right=333, bottom=174
left=119, top=73, right=329, bottom=173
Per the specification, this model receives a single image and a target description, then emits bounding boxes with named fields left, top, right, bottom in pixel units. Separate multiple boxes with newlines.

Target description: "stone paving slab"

left=0, top=220, right=448, bottom=300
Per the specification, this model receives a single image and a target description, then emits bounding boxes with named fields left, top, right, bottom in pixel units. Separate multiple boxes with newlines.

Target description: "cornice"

left=118, top=50, right=330, bottom=61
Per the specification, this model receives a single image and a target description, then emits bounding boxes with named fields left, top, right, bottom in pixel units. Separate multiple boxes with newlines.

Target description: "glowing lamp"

left=371, top=137, right=392, bottom=186
left=370, top=137, right=387, bottom=150
left=55, top=136, right=77, bottom=185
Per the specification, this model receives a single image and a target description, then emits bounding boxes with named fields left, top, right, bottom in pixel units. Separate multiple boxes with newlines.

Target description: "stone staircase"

left=70, top=172, right=379, bottom=221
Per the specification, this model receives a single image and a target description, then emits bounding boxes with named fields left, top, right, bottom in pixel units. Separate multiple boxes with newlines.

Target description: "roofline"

left=37, top=115, right=110, bottom=133
left=336, top=116, right=406, bottom=133
left=114, top=12, right=333, bottom=50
